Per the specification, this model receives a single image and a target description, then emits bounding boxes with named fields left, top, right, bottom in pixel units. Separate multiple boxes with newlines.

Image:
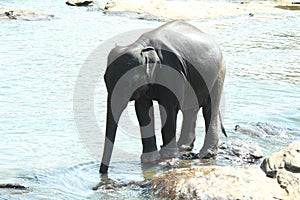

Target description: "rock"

left=0, top=8, right=54, bottom=21
left=277, top=170, right=300, bottom=199
left=234, top=124, right=265, bottom=137
left=234, top=122, right=295, bottom=139
left=261, top=142, right=300, bottom=199
left=178, top=138, right=264, bottom=165
left=4, top=11, right=17, bottom=19
left=92, top=175, right=151, bottom=191
left=261, top=142, right=300, bottom=177
left=275, top=0, right=300, bottom=10
left=152, top=166, right=287, bottom=199
left=94, top=0, right=286, bottom=20
left=0, top=183, right=28, bottom=190
left=219, top=138, right=264, bottom=164
left=276, top=4, right=300, bottom=10
left=289, top=186, right=300, bottom=200
left=66, top=0, right=94, bottom=7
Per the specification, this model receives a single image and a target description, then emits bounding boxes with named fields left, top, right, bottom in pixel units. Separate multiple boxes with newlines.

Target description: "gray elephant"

left=100, top=20, right=226, bottom=173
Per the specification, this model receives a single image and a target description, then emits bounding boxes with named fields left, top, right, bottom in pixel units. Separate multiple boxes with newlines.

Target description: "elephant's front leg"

left=158, top=100, right=179, bottom=158
left=135, top=97, right=160, bottom=163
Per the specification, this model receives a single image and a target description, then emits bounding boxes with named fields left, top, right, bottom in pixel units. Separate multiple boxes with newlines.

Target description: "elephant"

left=100, top=20, right=226, bottom=173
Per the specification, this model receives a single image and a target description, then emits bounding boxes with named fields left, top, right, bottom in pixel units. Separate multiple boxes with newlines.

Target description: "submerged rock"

left=234, top=122, right=295, bottom=139
left=220, top=139, right=264, bottom=164
left=152, top=166, right=287, bottom=199
left=0, top=8, right=54, bottom=21
left=261, top=142, right=300, bottom=199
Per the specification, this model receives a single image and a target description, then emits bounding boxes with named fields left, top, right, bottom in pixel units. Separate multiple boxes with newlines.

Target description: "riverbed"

left=0, top=0, right=299, bottom=199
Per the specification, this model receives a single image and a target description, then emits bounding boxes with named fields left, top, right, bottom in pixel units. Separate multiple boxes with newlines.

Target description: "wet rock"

left=234, top=123, right=266, bottom=137
left=92, top=175, right=152, bottom=191
left=261, top=142, right=300, bottom=199
left=152, top=166, right=287, bottom=199
left=219, top=138, right=264, bottom=164
left=234, top=122, right=295, bottom=139
left=179, top=152, right=199, bottom=160
left=66, top=0, right=94, bottom=7
left=0, top=183, right=28, bottom=190
left=178, top=138, right=264, bottom=165
left=0, top=8, right=54, bottom=21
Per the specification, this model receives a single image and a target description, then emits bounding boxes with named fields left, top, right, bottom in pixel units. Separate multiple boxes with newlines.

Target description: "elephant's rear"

left=142, top=20, right=225, bottom=101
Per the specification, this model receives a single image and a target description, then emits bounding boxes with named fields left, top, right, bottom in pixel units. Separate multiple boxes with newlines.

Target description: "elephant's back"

left=146, top=20, right=218, bottom=48
left=141, top=20, right=222, bottom=63
left=144, top=20, right=223, bottom=74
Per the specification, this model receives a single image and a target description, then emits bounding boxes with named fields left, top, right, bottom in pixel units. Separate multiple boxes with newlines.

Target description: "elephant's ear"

left=141, top=46, right=160, bottom=81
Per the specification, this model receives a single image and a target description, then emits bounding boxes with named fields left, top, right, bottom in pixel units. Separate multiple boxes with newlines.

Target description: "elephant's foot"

left=177, top=137, right=195, bottom=152
left=141, top=151, right=161, bottom=163
left=159, top=147, right=178, bottom=159
left=178, top=143, right=194, bottom=152
left=199, top=145, right=218, bottom=159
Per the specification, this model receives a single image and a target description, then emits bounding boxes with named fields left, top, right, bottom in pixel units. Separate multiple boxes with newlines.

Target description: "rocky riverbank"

left=94, top=0, right=300, bottom=20
left=152, top=142, right=300, bottom=200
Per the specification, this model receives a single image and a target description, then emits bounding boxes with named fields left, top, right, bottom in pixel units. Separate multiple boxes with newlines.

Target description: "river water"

left=0, top=0, right=299, bottom=199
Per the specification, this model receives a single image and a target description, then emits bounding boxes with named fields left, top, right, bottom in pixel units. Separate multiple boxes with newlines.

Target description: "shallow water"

left=0, top=0, right=299, bottom=199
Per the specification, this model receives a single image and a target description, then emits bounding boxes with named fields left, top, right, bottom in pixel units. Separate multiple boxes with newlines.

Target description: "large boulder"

left=261, top=142, right=300, bottom=199
left=151, top=142, right=300, bottom=199
left=152, top=166, right=287, bottom=199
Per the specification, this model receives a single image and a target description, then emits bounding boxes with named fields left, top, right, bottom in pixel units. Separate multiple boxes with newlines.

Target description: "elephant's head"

left=100, top=44, right=161, bottom=173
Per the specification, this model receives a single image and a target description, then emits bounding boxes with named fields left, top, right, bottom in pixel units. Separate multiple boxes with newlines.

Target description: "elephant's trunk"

left=99, top=96, right=125, bottom=173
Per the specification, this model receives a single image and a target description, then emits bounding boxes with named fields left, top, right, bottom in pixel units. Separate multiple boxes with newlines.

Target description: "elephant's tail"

left=219, top=111, right=227, bottom=137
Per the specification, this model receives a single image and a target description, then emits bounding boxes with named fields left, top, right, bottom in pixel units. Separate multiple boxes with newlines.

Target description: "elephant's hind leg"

left=135, top=97, right=160, bottom=163
left=200, top=75, right=224, bottom=158
left=177, top=108, right=199, bottom=151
